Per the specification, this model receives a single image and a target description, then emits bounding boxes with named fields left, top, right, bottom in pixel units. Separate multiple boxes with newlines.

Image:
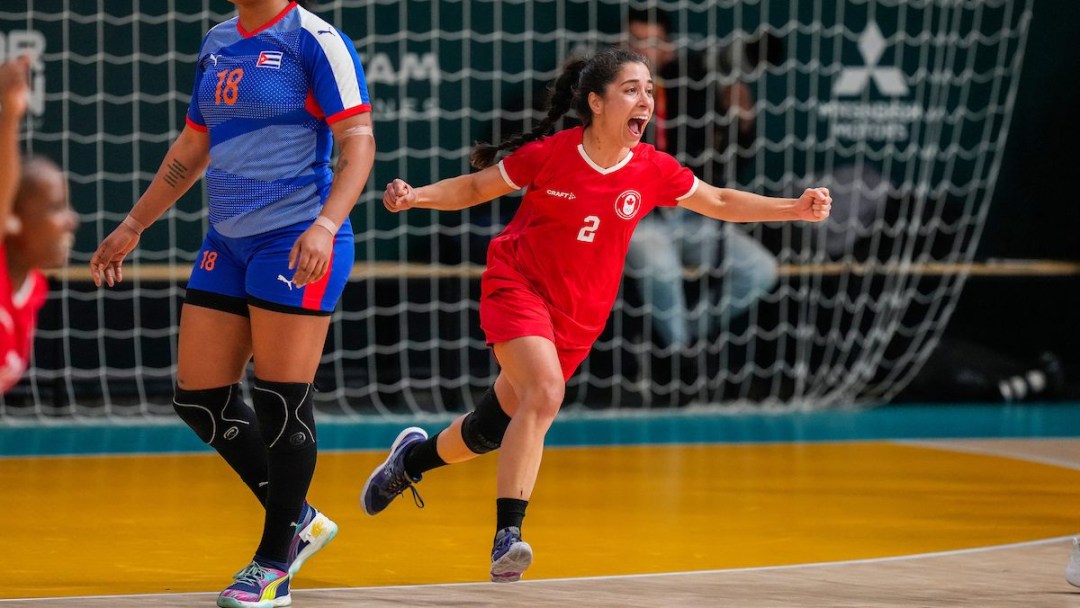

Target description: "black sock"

left=496, top=497, right=529, bottom=531
left=252, top=379, right=318, bottom=564
left=257, top=444, right=316, bottom=563
left=403, top=431, right=447, bottom=479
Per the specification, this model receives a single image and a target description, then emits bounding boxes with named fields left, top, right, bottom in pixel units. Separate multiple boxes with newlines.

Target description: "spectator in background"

left=623, top=7, right=780, bottom=353
left=0, top=56, right=79, bottom=393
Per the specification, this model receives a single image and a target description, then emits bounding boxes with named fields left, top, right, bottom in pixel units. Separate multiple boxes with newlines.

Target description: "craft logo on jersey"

left=614, top=190, right=642, bottom=220
left=257, top=51, right=284, bottom=69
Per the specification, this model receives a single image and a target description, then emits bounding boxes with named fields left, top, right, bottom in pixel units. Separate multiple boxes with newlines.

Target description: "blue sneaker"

left=360, top=427, right=427, bottom=515
left=217, top=561, right=291, bottom=608
left=288, top=503, right=338, bottom=577
left=490, top=526, right=533, bottom=583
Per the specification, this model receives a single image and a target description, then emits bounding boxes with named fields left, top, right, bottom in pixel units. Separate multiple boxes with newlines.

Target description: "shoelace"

left=232, top=562, right=271, bottom=587
left=385, top=463, right=426, bottom=509
left=406, top=484, right=425, bottom=508
left=495, top=533, right=518, bottom=552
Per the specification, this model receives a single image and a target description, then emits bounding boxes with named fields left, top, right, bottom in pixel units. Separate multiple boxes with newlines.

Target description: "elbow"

left=705, top=189, right=731, bottom=220
left=343, top=136, right=376, bottom=162
left=461, top=185, right=483, bottom=211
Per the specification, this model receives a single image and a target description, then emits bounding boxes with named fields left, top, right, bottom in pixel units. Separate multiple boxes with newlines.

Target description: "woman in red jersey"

left=0, top=57, right=79, bottom=394
left=361, top=47, right=831, bottom=582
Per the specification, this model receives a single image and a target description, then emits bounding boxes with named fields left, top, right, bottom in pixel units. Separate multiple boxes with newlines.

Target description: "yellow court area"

left=4, top=440, right=1080, bottom=599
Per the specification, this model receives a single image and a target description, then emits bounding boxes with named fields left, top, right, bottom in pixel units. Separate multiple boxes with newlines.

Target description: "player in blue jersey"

left=88, top=2, right=374, bottom=606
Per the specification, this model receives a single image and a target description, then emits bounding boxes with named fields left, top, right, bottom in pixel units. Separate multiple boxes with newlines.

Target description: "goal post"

left=0, top=0, right=1033, bottom=418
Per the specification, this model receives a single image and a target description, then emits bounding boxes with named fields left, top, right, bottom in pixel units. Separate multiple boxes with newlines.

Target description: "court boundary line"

left=2, top=535, right=1072, bottom=603
left=894, top=438, right=1080, bottom=472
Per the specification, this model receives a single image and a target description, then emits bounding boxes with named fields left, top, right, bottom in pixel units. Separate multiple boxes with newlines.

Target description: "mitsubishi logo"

left=833, top=22, right=909, bottom=97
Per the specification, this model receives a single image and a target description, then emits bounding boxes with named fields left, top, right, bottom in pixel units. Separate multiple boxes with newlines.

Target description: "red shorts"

left=480, top=280, right=594, bottom=382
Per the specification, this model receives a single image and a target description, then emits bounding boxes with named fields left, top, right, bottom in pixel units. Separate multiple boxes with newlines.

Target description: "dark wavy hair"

left=470, top=47, right=648, bottom=169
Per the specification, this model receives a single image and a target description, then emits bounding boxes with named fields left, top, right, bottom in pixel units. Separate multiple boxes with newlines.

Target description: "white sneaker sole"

left=289, top=513, right=338, bottom=577
left=1067, top=537, right=1080, bottom=587
left=217, top=592, right=292, bottom=608
left=360, top=426, right=428, bottom=516
left=490, top=541, right=533, bottom=583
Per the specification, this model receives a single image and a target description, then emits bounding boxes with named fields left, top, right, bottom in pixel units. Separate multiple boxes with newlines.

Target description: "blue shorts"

left=186, top=220, right=354, bottom=317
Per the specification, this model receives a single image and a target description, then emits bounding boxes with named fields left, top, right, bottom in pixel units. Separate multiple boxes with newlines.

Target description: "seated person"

left=623, top=6, right=780, bottom=350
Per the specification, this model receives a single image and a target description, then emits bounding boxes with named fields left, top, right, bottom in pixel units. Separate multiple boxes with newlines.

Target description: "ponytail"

left=470, top=57, right=588, bottom=169
left=470, top=47, right=649, bottom=170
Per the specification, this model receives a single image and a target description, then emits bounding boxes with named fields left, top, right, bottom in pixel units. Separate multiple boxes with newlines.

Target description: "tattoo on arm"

left=335, top=157, right=349, bottom=175
left=163, top=158, right=188, bottom=188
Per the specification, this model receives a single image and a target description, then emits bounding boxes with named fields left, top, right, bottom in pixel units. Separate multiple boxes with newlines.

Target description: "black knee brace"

left=173, top=383, right=257, bottom=446
left=461, top=387, right=512, bottom=454
left=251, top=378, right=317, bottom=452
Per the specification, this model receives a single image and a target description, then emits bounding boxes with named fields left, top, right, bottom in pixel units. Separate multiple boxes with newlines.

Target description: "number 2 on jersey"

left=577, top=215, right=600, bottom=243
left=214, top=68, right=244, bottom=105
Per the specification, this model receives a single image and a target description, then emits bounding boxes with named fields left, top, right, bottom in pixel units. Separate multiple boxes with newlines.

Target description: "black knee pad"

left=461, top=387, right=512, bottom=454
left=252, top=378, right=317, bottom=453
left=173, top=384, right=257, bottom=446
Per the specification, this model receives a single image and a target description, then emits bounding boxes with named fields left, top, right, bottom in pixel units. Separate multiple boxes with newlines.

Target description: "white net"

left=0, top=0, right=1032, bottom=419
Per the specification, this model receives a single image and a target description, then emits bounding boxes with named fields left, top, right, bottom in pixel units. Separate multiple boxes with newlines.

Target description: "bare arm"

left=316, top=113, right=375, bottom=227
left=288, top=113, right=375, bottom=287
left=89, top=125, right=210, bottom=286
left=0, top=57, right=30, bottom=239
left=383, top=165, right=516, bottom=213
left=127, top=125, right=211, bottom=226
left=678, top=181, right=831, bottom=223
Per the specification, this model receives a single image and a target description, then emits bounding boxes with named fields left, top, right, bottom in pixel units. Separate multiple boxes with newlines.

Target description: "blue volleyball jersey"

left=186, top=2, right=371, bottom=238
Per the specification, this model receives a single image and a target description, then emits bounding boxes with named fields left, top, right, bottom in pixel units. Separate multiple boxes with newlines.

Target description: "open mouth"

left=628, top=116, right=648, bottom=137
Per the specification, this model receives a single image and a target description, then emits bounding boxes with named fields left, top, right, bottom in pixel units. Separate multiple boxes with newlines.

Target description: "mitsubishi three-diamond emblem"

left=833, top=22, right=909, bottom=97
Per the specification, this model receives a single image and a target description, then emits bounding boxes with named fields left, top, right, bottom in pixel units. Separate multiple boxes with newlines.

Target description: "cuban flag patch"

left=257, top=51, right=283, bottom=69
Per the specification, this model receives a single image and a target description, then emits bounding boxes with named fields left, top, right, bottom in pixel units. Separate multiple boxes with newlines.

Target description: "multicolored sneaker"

left=288, top=503, right=338, bottom=577
left=489, top=526, right=533, bottom=583
left=360, top=426, right=428, bottom=516
left=1066, top=537, right=1080, bottom=587
left=216, top=561, right=291, bottom=608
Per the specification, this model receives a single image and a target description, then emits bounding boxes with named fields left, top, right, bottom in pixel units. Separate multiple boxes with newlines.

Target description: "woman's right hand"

left=89, top=224, right=141, bottom=287
left=383, top=178, right=417, bottom=213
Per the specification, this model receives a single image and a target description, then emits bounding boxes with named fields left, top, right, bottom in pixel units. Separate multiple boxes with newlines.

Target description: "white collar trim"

left=11, top=274, right=34, bottom=308
left=577, top=144, right=633, bottom=175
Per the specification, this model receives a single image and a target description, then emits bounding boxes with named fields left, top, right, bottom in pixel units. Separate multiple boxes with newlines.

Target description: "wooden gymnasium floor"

left=2, top=404, right=1080, bottom=607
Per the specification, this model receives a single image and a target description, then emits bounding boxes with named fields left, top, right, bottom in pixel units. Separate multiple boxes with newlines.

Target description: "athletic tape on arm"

left=340, top=125, right=373, bottom=140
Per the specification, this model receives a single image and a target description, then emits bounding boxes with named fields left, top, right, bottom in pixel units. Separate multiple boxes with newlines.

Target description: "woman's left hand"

left=796, top=187, right=832, bottom=222
left=289, top=225, right=335, bottom=287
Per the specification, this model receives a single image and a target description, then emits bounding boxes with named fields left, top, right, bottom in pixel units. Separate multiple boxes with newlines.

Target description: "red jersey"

left=487, top=126, right=698, bottom=344
left=0, top=244, right=49, bottom=393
